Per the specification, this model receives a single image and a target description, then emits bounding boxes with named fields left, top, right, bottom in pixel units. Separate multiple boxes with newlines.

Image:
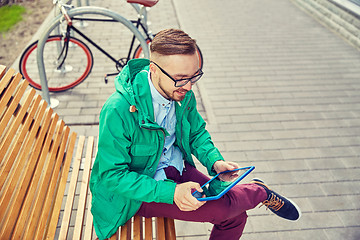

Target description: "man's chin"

left=173, top=91, right=187, bottom=101
left=172, top=95, right=186, bottom=102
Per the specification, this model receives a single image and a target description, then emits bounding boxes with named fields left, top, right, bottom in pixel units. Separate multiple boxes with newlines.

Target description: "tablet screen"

left=193, top=166, right=255, bottom=201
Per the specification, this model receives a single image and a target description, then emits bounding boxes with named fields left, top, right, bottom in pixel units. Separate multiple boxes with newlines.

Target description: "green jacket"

left=90, top=59, right=223, bottom=239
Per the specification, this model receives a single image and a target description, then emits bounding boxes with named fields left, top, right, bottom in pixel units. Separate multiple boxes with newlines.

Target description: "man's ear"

left=149, top=62, right=157, bottom=75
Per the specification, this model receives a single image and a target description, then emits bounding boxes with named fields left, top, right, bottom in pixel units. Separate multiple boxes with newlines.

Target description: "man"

left=90, top=29, right=301, bottom=240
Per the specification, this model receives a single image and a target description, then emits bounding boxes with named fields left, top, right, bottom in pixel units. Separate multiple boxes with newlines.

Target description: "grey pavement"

left=11, top=0, right=360, bottom=239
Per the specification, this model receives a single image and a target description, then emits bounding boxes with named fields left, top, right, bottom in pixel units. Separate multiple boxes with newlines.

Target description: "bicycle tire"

left=133, top=39, right=204, bottom=70
left=19, top=35, right=93, bottom=92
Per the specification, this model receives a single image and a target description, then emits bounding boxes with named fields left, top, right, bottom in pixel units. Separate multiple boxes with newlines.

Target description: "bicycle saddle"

left=127, top=0, right=159, bottom=7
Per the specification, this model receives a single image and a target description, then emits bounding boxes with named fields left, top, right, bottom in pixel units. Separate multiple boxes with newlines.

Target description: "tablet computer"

left=192, top=166, right=255, bottom=201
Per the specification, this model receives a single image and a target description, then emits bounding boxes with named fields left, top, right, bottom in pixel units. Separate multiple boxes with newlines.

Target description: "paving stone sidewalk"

left=173, top=0, right=360, bottom=239
left=11, top=0, right=360, bottom=239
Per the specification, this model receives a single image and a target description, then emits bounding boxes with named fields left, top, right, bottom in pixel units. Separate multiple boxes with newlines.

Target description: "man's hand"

left=213, top=160, right=239, bottom=173
left=213, top=160, right=240, bottom=181
left=174, top=182, right=206, bottom=211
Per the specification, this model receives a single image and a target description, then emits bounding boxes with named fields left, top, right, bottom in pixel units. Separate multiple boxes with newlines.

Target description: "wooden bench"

left=0, top=65, right=176, bottom=240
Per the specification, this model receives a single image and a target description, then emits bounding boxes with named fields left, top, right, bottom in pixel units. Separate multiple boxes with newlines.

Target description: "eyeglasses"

left=150, top=61, right=203, bottom=87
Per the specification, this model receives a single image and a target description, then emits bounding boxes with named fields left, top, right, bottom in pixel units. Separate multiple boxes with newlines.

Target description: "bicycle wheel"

left=19, top=35, right=93, bottom=92
left=133, top=39, right=204, bottom=70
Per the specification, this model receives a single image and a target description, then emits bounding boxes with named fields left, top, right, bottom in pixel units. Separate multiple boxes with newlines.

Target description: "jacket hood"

left=114, top=59, right=157, bottom=128
left=114, top=58, right=150, bottom=104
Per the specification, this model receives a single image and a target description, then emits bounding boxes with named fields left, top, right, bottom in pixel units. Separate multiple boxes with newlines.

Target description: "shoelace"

left=259, top=193, right=284, bottom=211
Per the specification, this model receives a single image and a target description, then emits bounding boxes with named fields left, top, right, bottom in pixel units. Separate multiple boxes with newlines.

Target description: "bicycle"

left=19, top=0, right=203, bottom=95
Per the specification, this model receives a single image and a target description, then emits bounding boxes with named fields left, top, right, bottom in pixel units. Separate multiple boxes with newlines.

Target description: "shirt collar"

left=148, top=70, right=173, bottom=107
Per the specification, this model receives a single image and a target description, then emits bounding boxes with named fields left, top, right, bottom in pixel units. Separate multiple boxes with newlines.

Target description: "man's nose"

left=182, top=81, right=192, bottom=91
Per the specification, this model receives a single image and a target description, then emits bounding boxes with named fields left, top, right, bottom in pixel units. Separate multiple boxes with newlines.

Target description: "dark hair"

left=150, top=29, right=197, bottom=55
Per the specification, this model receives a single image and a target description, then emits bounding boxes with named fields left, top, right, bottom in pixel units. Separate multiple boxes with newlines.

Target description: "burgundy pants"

left=137, top=162, right=267, bottom=240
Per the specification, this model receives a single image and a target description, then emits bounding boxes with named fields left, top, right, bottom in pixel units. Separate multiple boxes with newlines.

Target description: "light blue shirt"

left=147, top=71, right=184, bottom=181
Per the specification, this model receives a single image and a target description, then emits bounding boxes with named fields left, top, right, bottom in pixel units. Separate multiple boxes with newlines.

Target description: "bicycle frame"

left=36, top=6, right=150, bottom=105
left=64, top=16, right=152, bottom=81
left=56, top=1, right=153, bottom=69
left=73, top=19, right=134, bottom=63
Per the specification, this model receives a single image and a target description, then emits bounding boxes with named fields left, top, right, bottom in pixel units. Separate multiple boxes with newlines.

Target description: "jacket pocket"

left=129, top=143, right=157, bottom=171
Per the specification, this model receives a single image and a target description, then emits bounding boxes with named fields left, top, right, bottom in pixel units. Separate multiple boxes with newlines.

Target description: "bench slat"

left=0, top=106, right=53, bottom=239
left=83, top=192, right=94, bottom=240
left=164, top=217, right=176, bottom=240
left=34, top=125, right=71, bottom=239
left=144, top=217, right=152, bottom=240
left=0, top=94, right=41, bottom=216
left=0, top=89, right=37, bottom=190
left=10, top=113, right=60, bottom=239
left=58, top=135, right=86, bottom=239
left=46, top=131, right=77, bottom=239
left=0, top=75, right=29, bottom=152
left=111, top=230, right=120, bottom=240
left=133, top=215, right=143, bottom=240
left=120, top=219, right=132, bottom=240
left=0, top=67, right=15, bottom=94
left=0, top=72, right=23, bottom=137
left=73, top=136, right=94, bottom=239
left=22, top=119, right=66, bottom=238
left=156, top=217, right=165, bottom=240
left=0, top=65, right=6, bottom=79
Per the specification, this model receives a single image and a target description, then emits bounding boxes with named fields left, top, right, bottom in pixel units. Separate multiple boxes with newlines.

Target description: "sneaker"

left=251, top=178, right=301, bottom=221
